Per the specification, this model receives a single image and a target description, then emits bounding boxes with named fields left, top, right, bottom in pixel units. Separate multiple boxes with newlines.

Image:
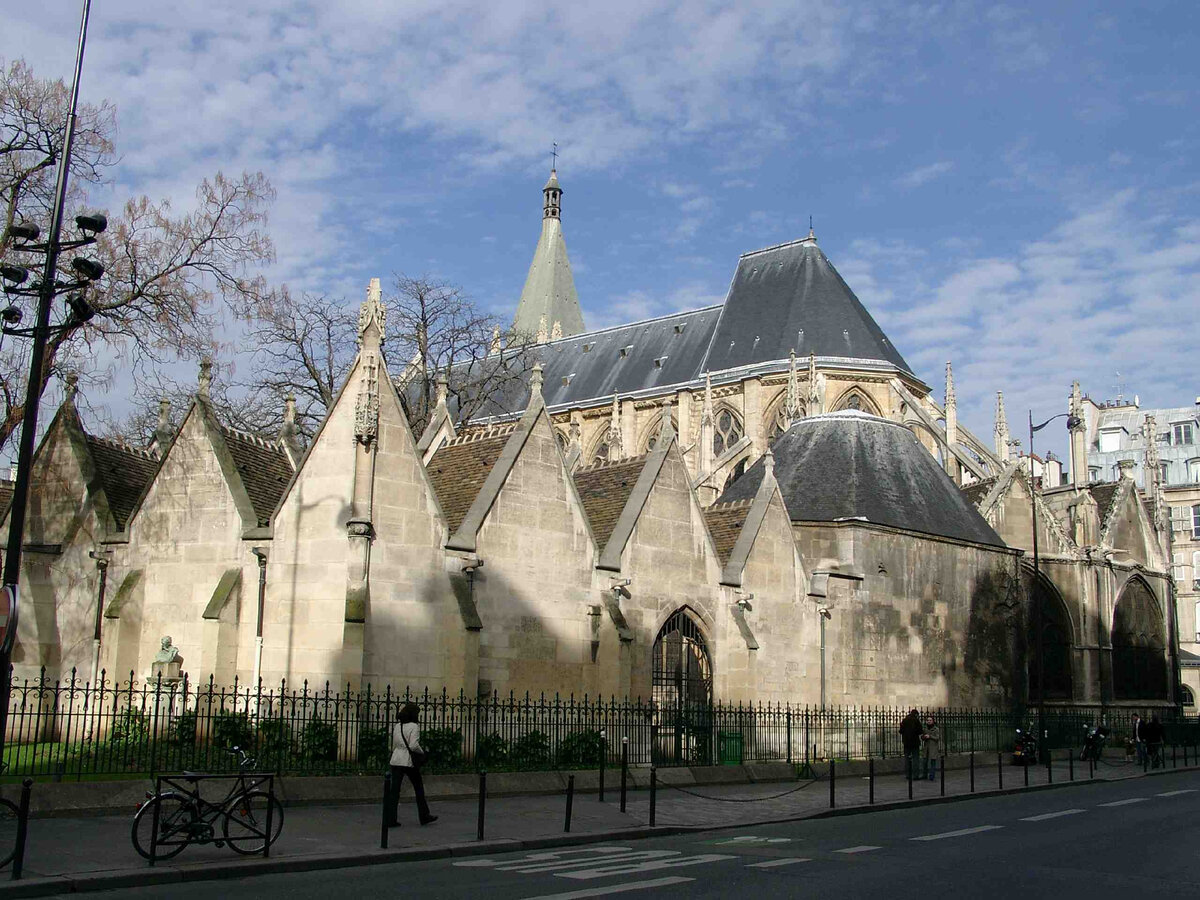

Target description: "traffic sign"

left=0, top=585, right=18, bottom=656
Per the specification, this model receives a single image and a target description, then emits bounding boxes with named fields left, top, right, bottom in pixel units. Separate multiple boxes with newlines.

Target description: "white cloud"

left=895, top=160, right=954, bottom=189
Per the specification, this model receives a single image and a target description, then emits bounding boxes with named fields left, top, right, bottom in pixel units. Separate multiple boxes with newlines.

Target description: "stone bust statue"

left=154, top=636, right=181, bottom=664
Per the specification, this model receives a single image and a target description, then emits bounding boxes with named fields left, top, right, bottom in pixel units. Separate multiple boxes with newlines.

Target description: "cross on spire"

left=552, top=141, right=558, bottom=170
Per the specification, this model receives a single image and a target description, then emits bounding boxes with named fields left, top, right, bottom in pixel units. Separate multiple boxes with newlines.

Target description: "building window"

left=1099, top=430, right=1123, bottom=453
left=645, top=418, right=677, bottom=452
left=1160, top=462, right=1169, bottom=485
left=1182, top=685, right=1196, bottom=707
left=1193, top=505, right=1200, bottom=540
left=1088, top=467, right=1101, bottom=482
left=713, top=408, right=743, bottom=458
left=1174, top=422, right=1195, bottom=445
left=592, top=441, right=610, bottom=464
left=1188, top=459, right=1200, bottom=484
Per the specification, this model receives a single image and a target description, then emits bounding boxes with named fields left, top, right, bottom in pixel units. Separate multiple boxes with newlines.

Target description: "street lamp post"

left=1028, top=410, right=1081, bottom=763
left=0, top=0, right=99, bottom=759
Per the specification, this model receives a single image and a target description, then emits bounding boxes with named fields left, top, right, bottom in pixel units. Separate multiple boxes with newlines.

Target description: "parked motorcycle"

left=1012, top=726, right=1038, bottom=766
left=1080, top=724, right=1110, bottom=762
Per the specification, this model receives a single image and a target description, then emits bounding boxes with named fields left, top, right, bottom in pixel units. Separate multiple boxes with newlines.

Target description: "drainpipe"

left=250, top=548, right=268, bottom=690
left=87, top=550, right=112, bottom=687
left=818, top=607, right=832, bottom=707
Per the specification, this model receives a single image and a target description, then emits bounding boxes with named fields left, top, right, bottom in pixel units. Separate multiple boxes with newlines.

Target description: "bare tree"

left=389, top=275, right=537, bottom=436
left=0, top=59, right=275, bottom=454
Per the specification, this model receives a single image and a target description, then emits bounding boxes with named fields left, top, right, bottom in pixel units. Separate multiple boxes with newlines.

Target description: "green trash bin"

left=718, top=731, right=743, bottom=765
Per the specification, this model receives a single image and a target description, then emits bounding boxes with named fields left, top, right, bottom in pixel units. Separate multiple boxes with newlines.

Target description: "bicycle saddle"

left=180, top=771, right=204, bottom=780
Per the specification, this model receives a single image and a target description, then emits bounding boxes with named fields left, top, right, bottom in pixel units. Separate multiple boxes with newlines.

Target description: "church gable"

left=1100, top=481, right=1165, bottom=569
left=574, top=455, right=650, bottom=556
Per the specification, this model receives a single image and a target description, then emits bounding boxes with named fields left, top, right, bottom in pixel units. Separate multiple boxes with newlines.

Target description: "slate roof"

left=458, top=234, right=917, bottom=423
left=704, top=500, right=753, bottom=566
left=960, top=477, right=997, bottom=508
left=219, top=427, right=294, bottom=527
left=718, top=411, right=1005, bottom=547
left=426, top=425, right=516, bottom=532
left=704, top=236, right=913, bottom=375
left=85, top=436, right=160, bottom=531
left=573, top=456, right=649, bottom=552
left=1088, top=482, right=1121, bottom=521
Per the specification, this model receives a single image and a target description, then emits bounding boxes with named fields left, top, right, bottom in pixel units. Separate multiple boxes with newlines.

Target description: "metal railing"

left=3, top=668, right=1197, bottom=779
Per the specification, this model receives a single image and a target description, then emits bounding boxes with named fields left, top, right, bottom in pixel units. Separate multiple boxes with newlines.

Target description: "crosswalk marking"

left=911, top=825, right=1003, bottom=841
left=558, top=854, right=735, bottom=881
left=834, top=846, right=881, bottom=854
left=1099, top=798, right=1147, bottom=807
left=1020, top=809, right=1085, bottom=822
left=1157, top=790, right=1196, bottom=797
left=521, top=876, right=695, bottom=899
left=747, top=858, right=811, bottom=868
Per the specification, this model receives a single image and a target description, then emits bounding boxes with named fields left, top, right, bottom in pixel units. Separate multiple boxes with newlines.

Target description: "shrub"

left=109, top=707, right=149, bottom=753
left=257, top=718, right=293, bottom=763
left=557, top=729, right=603, bottom=767
left=172, top=710, right=197, bottom=746
left=421, top=727, right=464, bottom=771
left=302, top=716, right=338, bottom=762
left=475, top=732, right=509, bottom=768
left=358, top=725, right=391, bottom=771
left=510, top=730, right=551, bottom=770
left=212, top=710, right=253, bottom=750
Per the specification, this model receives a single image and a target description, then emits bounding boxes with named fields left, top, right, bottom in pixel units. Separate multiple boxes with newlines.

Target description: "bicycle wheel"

left=0, top=798, right=19, bottom=870
left=222, top=790, right=283, bottom=855
left=131, top=794, right=193, bottom=860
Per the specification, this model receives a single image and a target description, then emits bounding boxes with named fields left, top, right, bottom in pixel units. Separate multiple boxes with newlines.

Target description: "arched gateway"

left=1111, top=578, right=1169, bottom=701
left=652, top=608, right=713, bottom=765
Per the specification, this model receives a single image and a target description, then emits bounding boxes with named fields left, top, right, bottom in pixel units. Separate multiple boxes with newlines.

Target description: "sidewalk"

left=0, top=754, right=1186, bottom=897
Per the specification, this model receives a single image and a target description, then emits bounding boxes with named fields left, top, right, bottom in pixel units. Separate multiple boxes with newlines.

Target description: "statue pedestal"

left=150, top=660, right=182, bottom=683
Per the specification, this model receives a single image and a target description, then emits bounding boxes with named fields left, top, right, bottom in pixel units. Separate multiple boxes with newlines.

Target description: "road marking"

left=1157, top=790, right=1196, bottom=797
left=834, top=846, right=881, bottom=854
left=521, top=876, right=695, bottom=899
left=911, top=825, right=1003, bottom=841
left=558, top=854, right=735, bottom=881
left=747, top=858, right=811, bottom=868
left=503, top=852, right=678, bottom=874
left=1020, top=809, right=1086, bottom=822
left=1099, top=798, right=1148, bottom=807
left=715, top=836, right=792, bottom=845
left=455, top=848, right=636, bottom=870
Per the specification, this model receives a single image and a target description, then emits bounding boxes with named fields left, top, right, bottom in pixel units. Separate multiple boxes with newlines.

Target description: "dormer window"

left=1173, top=422, right=1195, bottom=445
left=1098, top=427, right=1126, bottom=453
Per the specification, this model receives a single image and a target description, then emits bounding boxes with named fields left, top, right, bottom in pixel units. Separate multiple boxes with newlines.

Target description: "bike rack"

left=147, top=772, right=277, bottom=865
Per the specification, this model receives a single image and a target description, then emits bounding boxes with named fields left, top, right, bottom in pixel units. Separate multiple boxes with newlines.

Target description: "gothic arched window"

left=713, top=408, right=743, bottom=457
left=645, top=417, right=678, bottom=452
left=766, top=399, right=803, bottom=443
left=591, top=440, right=611, bottom=465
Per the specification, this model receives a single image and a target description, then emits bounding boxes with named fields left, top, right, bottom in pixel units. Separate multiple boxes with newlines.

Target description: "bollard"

left=380, top=771, right=392, bottom=850
left=1089, top=754, right=1095, bottom=780
left=1186, top=743, right=1190, bottom=767
left=564, top=775, right=575, bottom=833
left=1173, top=744, right=1177, bottom=769
left=997, top=752, right=1003, bottom=791
left=868, top=758, right=875, bottom=805
left=969, top=752, right=975, bottom=793
left=477, top=771, right=487, bottom=841
left=1046, top=751, right=1053, bottom=785
left=940, top=753, right=945, bottom=797
left=829, top=758, right=835, bottom=809
left=599, top=734, right=606, bottom=802
left=907, top=754, right=913, bottom=800
left=1069, top=748, right=1074, bottom=782
left=1023, top=758, right=1029, bottom=787
left=12, top=779, right=32, bottom=881
left=620, top=737, right=629, bottom=813
left=1144, top=750, right=1149, bottom=774
left=649, top=766, right=657, bottom=827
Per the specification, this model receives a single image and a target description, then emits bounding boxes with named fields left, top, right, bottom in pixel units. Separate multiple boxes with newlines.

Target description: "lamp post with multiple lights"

left=0, top=0, right=102, bottom=759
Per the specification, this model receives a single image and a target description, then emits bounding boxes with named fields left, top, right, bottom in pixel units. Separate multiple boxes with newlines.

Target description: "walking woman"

left=388, top=701, right=437, bottom=827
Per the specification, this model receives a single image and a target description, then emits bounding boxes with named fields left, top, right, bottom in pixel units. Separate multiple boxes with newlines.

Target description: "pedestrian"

left=921, top=715, right=941, bottom=781
left=899, top=709, right=923, bottom=781
left=387, top=701, right=437, bottom=827
left=1132, top=713, right=1148, bottom=768
left=1146, top=716, right=1165, bottom=769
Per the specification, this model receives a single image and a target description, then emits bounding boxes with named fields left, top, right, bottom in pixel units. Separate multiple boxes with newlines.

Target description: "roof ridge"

left=544, top=305, right=723, bottom=345
left=739, top=235, right=820, bottom=259
left=220, top=423, right=286, bottom=456
left=575, top=453, right=649, bottom=473
left=706, top=499, right=753, bottom=511
left=86, top=433, right=157, bottom=462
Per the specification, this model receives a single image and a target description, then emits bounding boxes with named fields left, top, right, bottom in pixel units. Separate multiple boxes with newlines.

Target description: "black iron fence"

left=4, top=668, right=1197, bottom=780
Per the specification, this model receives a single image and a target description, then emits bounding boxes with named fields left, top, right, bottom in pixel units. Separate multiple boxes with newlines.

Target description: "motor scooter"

left=1012, top=725, right=1038, bottom=766
left=1080, top=724, right=1109, bottom=762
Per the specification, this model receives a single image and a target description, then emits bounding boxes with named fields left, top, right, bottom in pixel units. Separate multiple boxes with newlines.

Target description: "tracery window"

left=766, top=400, right=803, bottom=443
left=591, top=441, right=610, bottom=464
left=713, top=408, right=743, bottom=457
left=645, top=417, right=677, bottom=452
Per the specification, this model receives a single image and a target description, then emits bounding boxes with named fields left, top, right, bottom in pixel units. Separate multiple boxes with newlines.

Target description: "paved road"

left=44, top=770, right=1200, bottom=899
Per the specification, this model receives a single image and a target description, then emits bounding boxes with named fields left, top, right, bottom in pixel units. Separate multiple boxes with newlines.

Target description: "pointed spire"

left=63, top=372, right=78, bottom=405
left=763, top=445, right=775, bottom=479
left=994, top=391, right=1010, bottom=462
left=944, top=362, right=957, bottom=435
left=1143, top=413, right=1160, bottom=472
left=155, top=398, right=173, bottom=451
left=700, top=373, right=715, bottom=474
left=198, top=357, right=213, bottom=398
left=357, top=277, right=386, bottom=349
left=513, top=168, right=585, bottom=338
left=606, top=394, right=623, bottom=461
left=807, top=352, right=822, bottom=413
left=568, top=419, right=582, bottom=456
left=1069, top=380, right=1086, bottom=487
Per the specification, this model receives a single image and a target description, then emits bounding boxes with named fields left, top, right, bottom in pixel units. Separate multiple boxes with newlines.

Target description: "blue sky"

left=6, top=1, right=1200, bottom=460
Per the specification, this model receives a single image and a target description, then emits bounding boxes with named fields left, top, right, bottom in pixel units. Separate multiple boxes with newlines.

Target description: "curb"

left=2, top=764, right=1194, bottom=896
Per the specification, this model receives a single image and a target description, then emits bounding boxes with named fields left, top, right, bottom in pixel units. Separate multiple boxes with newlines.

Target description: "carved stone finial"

left=944, top=361, right=956, bottom=408
left=436, top=375, right=449, bottom=407
left=658, top=397, right=674, bottom=443
left=198, top=358, right=213, bottom=398
left=154, top=398, right=173, bottom=451
left=489, top=326, right=502, bottom=356
left=764, top=445, right=775, bottom=477
left=606, top=394, right=623, bottom=461
left=807, top=352, right=822, bottom=413
left=994, top=390, right=1010, bottom=461
left=354, top=352, right=380, bottom=446
left=536, top=314, right=549, bottom=344
left=64, top=372, right=79, bottom=403
left=785, top=350, right=801, bottom=426
left=550, top=320, right=563, bottom=341
left=357, top=277, right=387, bottom=347
left=530, top=362, right=544, bottom=400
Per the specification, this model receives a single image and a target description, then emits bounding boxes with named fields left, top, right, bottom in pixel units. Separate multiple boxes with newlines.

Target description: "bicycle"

left=131, top=747, right=283, bottom=860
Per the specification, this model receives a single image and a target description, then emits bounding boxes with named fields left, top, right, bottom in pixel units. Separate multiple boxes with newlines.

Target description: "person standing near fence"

left=1146, top=716, right=1165, bottom=769
left=900, top=709, right=923, bottom=780
left=921, top=715, right=941, bottom=781
left=1132, top=713, right=1147, bottom=768
left=387, top=702, right=437, bottom=827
